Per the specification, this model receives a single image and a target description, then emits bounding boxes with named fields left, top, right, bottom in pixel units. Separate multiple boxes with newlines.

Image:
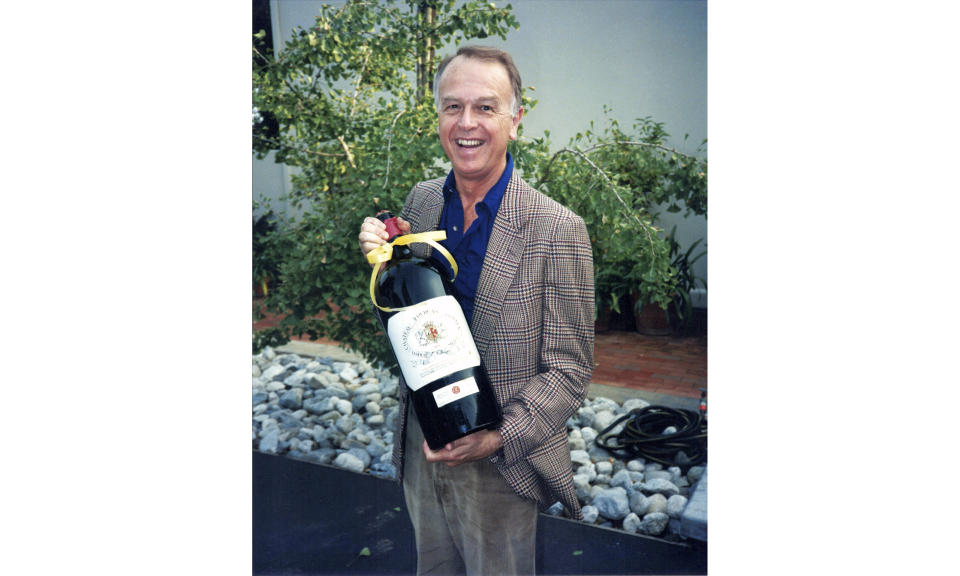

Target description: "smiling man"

left=359, top=45, right=594, bottom=576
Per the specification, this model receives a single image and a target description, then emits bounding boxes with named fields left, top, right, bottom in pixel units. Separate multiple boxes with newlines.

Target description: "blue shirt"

left=438, top=152, right=513, bottom=326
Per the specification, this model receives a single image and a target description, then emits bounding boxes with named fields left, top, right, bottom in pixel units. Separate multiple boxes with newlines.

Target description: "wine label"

left=386, top=295, right=481, bottom=391
left=432, top=376, right=479, bottom=408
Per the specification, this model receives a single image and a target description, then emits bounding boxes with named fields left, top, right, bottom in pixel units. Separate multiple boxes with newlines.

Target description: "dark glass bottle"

left=372, top=211, right=501, bottom=450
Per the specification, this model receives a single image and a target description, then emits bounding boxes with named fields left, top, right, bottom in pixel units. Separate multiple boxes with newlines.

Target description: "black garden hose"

left=595, top=405, right=708, bottom=468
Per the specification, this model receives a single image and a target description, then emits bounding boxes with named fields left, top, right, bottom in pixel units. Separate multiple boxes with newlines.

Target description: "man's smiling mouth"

left=456, top=139, right=483, bottom=148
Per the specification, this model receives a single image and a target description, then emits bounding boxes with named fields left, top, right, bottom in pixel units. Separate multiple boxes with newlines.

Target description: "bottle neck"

left=384, top=219, right=403, bottom=242
left=375, top=212, right=411, bottom=260
left=376, top=211, right=404, bottom=242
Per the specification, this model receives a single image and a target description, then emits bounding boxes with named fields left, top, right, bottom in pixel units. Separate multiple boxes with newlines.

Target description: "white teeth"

left=456, top=139, right=482, bottom=147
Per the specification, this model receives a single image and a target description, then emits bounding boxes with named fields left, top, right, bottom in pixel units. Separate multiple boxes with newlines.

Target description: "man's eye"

left=445, top=104, right=460, bottom=112
left=480, top=105, right=493, bottom=112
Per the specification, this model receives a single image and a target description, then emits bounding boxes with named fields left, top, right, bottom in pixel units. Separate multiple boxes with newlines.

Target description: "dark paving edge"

left=253, top=451, right=706, bottom=575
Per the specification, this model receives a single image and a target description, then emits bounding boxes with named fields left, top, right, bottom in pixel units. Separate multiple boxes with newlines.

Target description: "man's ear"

left=509, top=107, right=524, bottom=141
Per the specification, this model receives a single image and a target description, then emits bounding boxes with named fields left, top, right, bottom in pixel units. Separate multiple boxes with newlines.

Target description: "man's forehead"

left=439, top=93, right=502, bottom=103
left=446, top=54, right=507, bottom=75
left=438, top=57, right=510, bottom=91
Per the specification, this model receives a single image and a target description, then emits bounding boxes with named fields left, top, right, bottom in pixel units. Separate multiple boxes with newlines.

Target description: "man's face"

left=436, top=57, right=522, bottom=191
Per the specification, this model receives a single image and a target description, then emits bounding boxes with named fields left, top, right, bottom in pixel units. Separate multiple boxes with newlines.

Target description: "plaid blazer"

left=390, top=172, right=595, bottom=519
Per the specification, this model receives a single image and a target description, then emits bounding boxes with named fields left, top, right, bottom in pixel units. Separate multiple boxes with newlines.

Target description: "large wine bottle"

left=369, top=211, right=501, bottom=450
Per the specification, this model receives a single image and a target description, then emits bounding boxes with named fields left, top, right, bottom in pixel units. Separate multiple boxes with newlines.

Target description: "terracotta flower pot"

left=631, top=294, right=671, bottom=336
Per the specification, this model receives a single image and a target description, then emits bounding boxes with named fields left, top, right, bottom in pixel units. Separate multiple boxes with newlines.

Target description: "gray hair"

left=433, top=45, right=522, bottom=117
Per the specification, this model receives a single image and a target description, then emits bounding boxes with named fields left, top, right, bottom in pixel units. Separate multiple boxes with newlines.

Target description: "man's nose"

left=457, top=107, right=477, bottom=129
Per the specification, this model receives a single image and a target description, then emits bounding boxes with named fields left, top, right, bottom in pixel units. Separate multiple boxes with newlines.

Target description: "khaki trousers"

left=403, top=405, right=538, bottom=576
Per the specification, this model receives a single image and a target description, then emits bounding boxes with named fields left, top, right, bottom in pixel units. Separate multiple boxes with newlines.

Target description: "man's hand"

left=358, top=215, right=411, bottom=265
left=422, top=429, right=503, bottom=467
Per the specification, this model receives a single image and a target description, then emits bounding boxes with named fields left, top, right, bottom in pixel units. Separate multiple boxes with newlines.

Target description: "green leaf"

left=572, top=550, right=583, bottom=556
left=359, top=547, right=371, bottom=557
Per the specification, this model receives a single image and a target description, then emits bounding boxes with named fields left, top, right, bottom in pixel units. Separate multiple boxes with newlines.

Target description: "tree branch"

left=254, top=135, right=347, bottom=159
left=349, top=45, right=371, bottom=121
left=252, top=43, right=271, bottom=67
left=337, top=136, right=357, bottom=168
left=382, top=109, right=407, bottom=189
left=543, top=147, right=656, bottom=246
left=579, top=140, right=707, bottom=163
left=541, top=139, right=705, bottom=185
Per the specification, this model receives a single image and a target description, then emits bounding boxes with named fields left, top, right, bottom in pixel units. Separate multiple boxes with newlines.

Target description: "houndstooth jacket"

left=390, top=172, right=595, bottom=520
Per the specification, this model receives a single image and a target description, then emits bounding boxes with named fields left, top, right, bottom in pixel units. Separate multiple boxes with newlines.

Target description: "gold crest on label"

left=417, top=321, right=443, bottom=346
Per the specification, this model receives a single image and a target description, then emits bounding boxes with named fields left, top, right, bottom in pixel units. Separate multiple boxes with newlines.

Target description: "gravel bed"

left=252, top=346, right=705, bottom=540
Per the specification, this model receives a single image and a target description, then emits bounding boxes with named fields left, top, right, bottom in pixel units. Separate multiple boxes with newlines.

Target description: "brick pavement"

left=592, top=330, right=707, bottom=399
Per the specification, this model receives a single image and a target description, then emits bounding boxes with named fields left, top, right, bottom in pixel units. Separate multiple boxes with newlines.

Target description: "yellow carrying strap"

left=366, top=230, right=458, bottom=312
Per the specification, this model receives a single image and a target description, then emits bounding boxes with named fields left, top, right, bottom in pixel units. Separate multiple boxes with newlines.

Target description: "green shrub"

left=518, top=111, right=707, bottom=319
left=252, top=1, right=708, bottom=368
left=252, top=0, right=519, bottom=366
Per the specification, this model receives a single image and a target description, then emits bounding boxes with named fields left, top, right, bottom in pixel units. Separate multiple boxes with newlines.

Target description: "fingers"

left=422, top=439, right=448, bottom=460
left=359, top=215, right=413, bottom=269
left=422, top=439, right=463, bottom=467
left=422, top=440, right=443, bottom=463
left=358, top=216, right=411, bottom=252
left=358, top=217, right=388, bottom=259
left=428, top=431, right=503, bottom=467
left=422, top=434, right=496, bottom=467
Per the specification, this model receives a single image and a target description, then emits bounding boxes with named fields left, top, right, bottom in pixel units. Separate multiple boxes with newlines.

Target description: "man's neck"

left=453, top=158, right=507, bottom=204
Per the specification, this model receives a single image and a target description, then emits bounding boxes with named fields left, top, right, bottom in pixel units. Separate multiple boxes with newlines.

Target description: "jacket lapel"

left=410, top=183, right=444, bottom=233
left=471, top=173, right=526, bottom=357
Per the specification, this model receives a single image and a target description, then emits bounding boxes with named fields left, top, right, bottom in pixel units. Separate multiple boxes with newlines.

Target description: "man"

left=358, top=45, right=594, bottom=575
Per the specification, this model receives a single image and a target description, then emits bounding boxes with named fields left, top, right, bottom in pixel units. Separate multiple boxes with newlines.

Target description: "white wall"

left=255, top=0, right=707, bottom=303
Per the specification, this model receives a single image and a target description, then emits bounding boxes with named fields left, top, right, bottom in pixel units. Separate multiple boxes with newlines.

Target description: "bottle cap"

left=376, top=211, right=403, bottom=240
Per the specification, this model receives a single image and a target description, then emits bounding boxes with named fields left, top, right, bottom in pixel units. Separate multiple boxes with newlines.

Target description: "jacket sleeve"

left=496, top=213, right=594, bottom=468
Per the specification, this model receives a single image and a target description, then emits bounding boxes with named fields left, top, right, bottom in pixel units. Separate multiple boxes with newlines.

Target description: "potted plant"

left=628, top=248, right=676, bottom=336
left=594, top=255, right=632, bottom=332
left=627, top=227, right=706, bottom=336
left=666, top=226, right=706, bottom=336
